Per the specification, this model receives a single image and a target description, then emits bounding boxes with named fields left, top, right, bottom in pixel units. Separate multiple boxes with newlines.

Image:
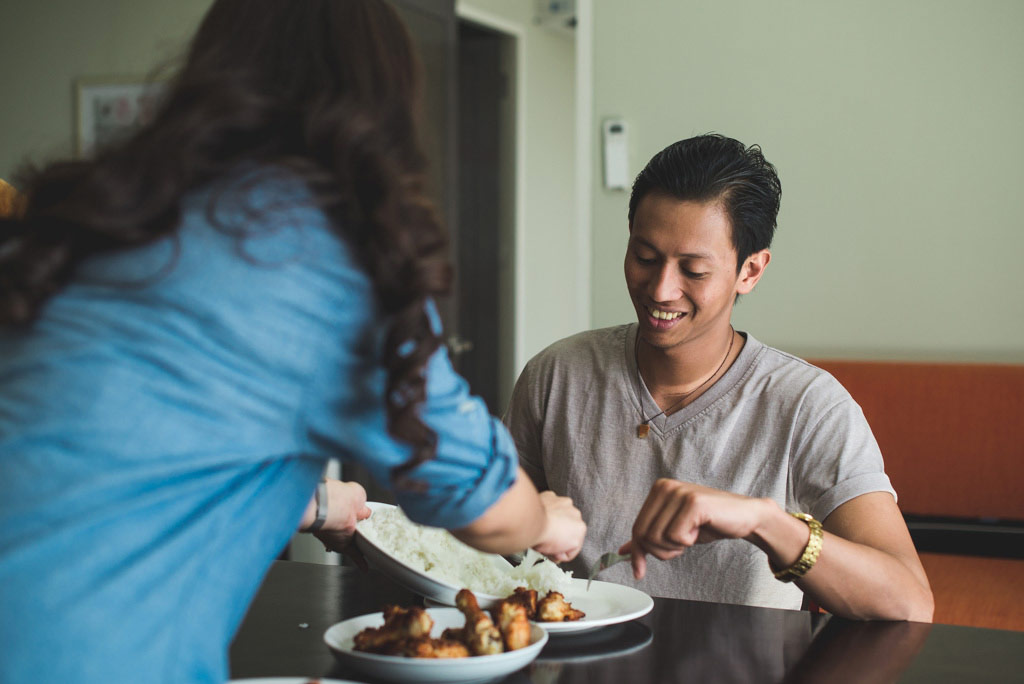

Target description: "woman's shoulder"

left=72, top=164, right=373, bottom=335
left=175, top=165, right=360, bottom=277
left=183, top=165, right=329, bottom=235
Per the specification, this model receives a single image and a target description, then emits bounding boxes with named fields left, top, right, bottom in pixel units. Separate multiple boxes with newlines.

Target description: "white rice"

left=357, top=506, right=573, bottom=596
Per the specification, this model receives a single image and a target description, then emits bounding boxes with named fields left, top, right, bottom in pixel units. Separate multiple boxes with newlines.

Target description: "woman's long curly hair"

left=0, top=0, right=450, bottom=485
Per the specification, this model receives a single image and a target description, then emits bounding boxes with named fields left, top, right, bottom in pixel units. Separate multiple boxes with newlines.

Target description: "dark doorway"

left=336, top=3, right=516, bottom=511
left=339, top=0, right=459, bottom=509
left=452, top=20, right=516, bottom=416
left=290, top=1, right=517, bottom=563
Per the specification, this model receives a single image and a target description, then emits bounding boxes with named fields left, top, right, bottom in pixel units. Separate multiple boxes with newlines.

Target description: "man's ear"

left=736, top=249, right=771, bottom=295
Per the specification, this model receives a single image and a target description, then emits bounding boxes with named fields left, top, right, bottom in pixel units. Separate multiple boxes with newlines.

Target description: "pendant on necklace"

left=636, top=424, right=650, bottom=439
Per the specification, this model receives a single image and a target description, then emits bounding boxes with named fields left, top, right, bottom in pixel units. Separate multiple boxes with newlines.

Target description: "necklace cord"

left=635, top=326, right=735, bottom=427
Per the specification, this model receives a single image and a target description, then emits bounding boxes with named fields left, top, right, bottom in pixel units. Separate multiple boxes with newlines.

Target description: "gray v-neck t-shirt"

left=504, top=324, right=895, bottom=610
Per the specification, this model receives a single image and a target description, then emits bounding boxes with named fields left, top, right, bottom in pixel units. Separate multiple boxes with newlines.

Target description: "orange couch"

left=0, top=178, right=25, bottom=217
left=810, top=359, right=1024, bottom=631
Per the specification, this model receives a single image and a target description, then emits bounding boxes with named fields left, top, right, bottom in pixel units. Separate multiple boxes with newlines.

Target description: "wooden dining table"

left=229, top=560, right=1023, bottom=683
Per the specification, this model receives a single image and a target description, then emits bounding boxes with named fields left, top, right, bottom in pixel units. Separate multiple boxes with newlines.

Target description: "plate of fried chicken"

left=535, top=578, right=654, bottom=635
left=323, top=589, right=548, bottom=683
left=424, top=580, right=653, bottom=636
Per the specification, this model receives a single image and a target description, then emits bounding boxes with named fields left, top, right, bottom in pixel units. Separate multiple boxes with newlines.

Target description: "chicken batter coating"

left=455, top=588, right=504, bottom=655
left=537, top=591, right=586, bottom=622
left=353, top=605, right=433, bottom=653
left=491, top=599, right=532, bottom=651
left=402, top=636, right=470, bottom=658
left=351, top=586, right=567, bottom=659
left=506, top=586, right=538, bottom=619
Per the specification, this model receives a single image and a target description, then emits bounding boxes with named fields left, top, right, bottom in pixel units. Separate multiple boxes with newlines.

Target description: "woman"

left=0, top=1, right=585, bottom=682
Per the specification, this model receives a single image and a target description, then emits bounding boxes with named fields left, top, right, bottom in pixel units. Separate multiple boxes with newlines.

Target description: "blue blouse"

left=0, top=170, right=518, bottom=683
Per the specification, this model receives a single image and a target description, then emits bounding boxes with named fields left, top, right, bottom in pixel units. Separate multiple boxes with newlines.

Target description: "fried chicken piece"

left=383, top=604, right=434, bottom=635
left=491, top=599, right=532, bottom=651
left=537, top=591, right=585, bottom=622
left=352, top=625, right=397, bottom=653
left=455, top=588, right=504, bottom=655
left=506, top=586, right=538, bottom=620
left=440, top=626, right=465, bottom=642
left=402, top=636, right=471, bottom=659
left=353, top=604, right=434, bottom=653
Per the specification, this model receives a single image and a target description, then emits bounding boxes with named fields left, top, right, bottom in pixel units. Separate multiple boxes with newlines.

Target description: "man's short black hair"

left=628, top=134, right=782, bottom=272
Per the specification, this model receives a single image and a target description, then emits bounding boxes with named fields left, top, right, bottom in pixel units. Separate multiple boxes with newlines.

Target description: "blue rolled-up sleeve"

left=391, top=344, right=519, bottom=529
left=303, top=294, right=518, bottom=531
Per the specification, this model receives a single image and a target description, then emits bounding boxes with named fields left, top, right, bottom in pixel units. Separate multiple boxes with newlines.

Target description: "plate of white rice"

left=354, top=502, right=574, bottom=608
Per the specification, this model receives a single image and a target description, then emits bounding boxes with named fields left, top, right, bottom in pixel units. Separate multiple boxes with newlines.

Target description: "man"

left=504, top=134, right=933, bottom=620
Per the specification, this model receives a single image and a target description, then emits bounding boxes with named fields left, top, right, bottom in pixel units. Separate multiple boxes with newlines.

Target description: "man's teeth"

left=647, top=307, right=683, bottom=320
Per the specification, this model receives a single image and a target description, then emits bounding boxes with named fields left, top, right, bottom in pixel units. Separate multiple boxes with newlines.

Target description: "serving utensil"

left=586, top=551, right=631, bottom=590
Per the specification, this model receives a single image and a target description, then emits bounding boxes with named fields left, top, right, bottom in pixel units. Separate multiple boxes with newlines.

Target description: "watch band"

left=773, top=512, right=823, bottom=582
left=308, top=479, right=328, bottom=533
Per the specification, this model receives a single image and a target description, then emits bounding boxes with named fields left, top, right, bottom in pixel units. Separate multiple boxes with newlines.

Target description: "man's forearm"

left=749, top=495, right=934, bottom=622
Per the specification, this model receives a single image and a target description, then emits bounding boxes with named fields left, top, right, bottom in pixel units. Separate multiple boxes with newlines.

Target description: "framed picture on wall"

left=75, top=76, right=166, bottom=157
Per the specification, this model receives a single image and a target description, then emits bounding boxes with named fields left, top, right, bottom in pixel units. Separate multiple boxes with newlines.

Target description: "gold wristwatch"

left=773, top=512, right=823, bottom=582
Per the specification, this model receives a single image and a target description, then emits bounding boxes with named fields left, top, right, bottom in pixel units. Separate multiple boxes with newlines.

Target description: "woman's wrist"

left=299, top=479, right=329, bottom=532
left=307, top=479, right=329, bottom=532
left=299, top=497, right=317, bottom=531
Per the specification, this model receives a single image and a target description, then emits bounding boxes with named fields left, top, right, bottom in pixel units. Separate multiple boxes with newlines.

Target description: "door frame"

left=457, top=1, right=594, bottom=376
left=454, top=3, right=526, bottom=381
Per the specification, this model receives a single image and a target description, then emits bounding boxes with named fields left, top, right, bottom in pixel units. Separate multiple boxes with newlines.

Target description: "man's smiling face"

left=624, top=193, right=763, bottom=352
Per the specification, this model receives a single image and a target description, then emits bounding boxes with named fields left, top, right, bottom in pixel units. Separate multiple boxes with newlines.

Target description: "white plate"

left=425, top=579, right=654, bottom=636
left=356, top=502, right=654, bottom=635
left=354, top=502, right=515, bottom=608
left=323, top=607, right=547, bottom=684
left=422, top=578, right=651, bottom=638
left=530, top=578, right=654, bottom=635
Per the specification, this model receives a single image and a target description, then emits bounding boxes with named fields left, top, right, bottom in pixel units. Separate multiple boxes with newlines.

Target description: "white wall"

left=1, top=0, right=579, bottom=376
left=457, top=0, right=579, bottom=374
left=589, top=0, right=1024, bottom=362
left=9, top=0, right=1013, bottom=366
left=0, top=0, right=212, bottom=180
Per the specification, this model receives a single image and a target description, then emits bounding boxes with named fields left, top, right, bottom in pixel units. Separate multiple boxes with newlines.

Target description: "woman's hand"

left=299, top=480, right=372, bottom=566
left=532, top=490, right=587, bottom=563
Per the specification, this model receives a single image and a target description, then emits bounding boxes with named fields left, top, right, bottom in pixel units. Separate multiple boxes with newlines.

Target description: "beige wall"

left=6, top=1, right=1019, bottom=364
left=590, top=0, right=1024, bottom=362
left=0, top=0, right=212, bottom=181
left=457, top=0, right=579, bottom=374
left=0, top=0, right=577, bottom=375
